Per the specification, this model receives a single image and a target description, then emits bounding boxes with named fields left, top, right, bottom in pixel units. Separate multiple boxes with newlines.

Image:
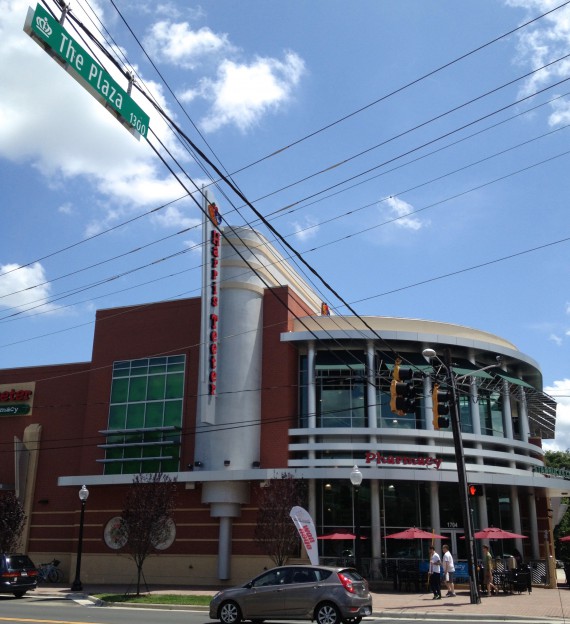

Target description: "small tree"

left=118, top=473, right=177, bottom=595
left=254, top=473, right=308, bottom=566
left=0, top=492, right=26, bottom=552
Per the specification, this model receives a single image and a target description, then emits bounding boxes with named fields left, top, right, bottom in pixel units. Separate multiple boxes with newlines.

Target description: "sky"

left=1, top=0, right=570, bottom=450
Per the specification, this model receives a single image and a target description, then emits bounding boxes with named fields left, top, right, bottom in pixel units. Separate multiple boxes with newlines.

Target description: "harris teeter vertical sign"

left=24, top=4, right=149, bottom=139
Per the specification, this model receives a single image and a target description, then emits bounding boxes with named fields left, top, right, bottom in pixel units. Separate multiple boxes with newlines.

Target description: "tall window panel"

left=101, top=355, right=185, bottom=475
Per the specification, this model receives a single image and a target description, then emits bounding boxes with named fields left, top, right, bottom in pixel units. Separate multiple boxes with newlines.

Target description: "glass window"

left=459, top=395, right=473, bottom=433
left=145, top=402, right=164, bottom=428
left=129, top=377, right=147, bottom=402
left=126, top=403, right=145, bottom=429
left=166, top=373, right=184, bottom=399
left=108, top=404, right=126, bottom=430
left=104, top=355, right=186, bottom=475
left=110, top=378, right=129, bottom=403
left=164, top=400, right=183, bottom=426
left=479, top=392, right=504, bottom=437
left=147, top=375, right=166, bottom=400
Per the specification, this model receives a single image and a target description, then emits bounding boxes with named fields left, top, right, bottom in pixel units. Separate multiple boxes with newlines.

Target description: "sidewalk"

left=33, top=580, right=570, bottom=622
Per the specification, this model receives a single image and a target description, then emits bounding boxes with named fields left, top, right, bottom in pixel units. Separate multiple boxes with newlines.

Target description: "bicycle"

left=37, top=559, right=63, bottom=583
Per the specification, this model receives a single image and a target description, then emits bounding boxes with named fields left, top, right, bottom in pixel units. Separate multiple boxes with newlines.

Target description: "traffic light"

left=390, top=379, right=416, bottom=415
left=390, top=359, right=416, bottom=416
left=468, top=484, right=483, bottom=496
left=432, top=383, right=451, bottom=429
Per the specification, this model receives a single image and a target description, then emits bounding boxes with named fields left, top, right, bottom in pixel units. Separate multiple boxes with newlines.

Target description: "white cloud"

left=181, top=52, right=305, bottom=132
left=566, top=301, right=570, bottom=315
left=291, top=216, right=320, bottom=242
left=544, top=379, right=570, bottom=451
left=0, top=0, right=191, bottom=227
left=0, top=263, right=55, bottom=314
left=550, top=333, right=563, bottom=346
left=504, top=0, right=570, bottom=126
left=58, top=202, right=74, bottom=215
left=145, top=21, right=232, bottom=68
left=383, top=196, right=424, bottom=231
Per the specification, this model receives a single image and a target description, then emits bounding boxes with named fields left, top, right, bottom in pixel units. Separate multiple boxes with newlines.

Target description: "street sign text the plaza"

left=24, top=4, right=149, bottom=139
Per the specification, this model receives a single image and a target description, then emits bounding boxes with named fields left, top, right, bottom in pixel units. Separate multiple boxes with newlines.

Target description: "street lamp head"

left=350, top=465, right=363, bottom=487
left=78, top=485, right=89, bottom=502
left=422, top=348, right=437, bottom=362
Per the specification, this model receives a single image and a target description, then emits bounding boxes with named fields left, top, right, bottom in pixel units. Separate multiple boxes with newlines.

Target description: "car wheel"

left=315, top=602, right=341, bottom=624
left=219, top=601, right=242, bottom=624
left=342, top=618, right=362, bottom=624
left=13, top=591, right=26, bottom=598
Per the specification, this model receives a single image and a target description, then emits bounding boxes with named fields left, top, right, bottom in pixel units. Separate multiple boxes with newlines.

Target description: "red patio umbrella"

left=559, top=535, right=570, bottom=542
left=473, top=527, right=527, bottom=540
left=385, top=527, right=446, bottom=540
left=318, top=532, right=367, bottom=540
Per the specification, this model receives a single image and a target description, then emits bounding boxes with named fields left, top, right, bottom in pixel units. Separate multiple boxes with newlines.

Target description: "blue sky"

left=1, top=0, right=570, bottom=449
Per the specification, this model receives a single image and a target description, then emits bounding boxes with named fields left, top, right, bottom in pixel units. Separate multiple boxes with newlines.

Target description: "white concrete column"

left=501, top=379, right=514, bottom=439
left=218, top=517, right=233, bottom=579
left=468, top=354, right=484, bottom=464
left=430, top=481, right=441, bottom=539
left=518, top=387, right=531, bottom=442
left=424, top=375, right=433, bottom=431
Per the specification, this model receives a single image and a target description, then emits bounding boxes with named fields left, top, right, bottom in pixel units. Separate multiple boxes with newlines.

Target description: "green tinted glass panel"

left=108, top=405, right=127, bottom=429
left=124, top=460, right=141, bottom=473
left=164, top=400, right=182, bottom=426
left=165, top=373, right=184, bottom=398
left=105, top=448, right=123, bottom=460
left=131, top=359, right=149, bottom=374
left=124, top=446, right=142, bottom=459
left=145, top=403, right=164, bottom=428
left=144, top=430, right=161, bottom=442
left=126, top=404, right=145, bottom=429
left=110, top=378, right=129, bottom=403
left=105, top=462, right=122, bottom=475
left=147, top=375, right=166, bottom=400
left=129, top=377, right=147, bottom=402
left=145, top=460, right=161, bottom=472
left=168, top=362, right=185, bottom=372
left=149, top=364, right=167, bottom=374
left=162, top=457, right=178, bottom=472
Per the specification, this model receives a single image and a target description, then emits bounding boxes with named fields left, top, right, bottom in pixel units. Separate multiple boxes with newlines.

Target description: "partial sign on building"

left=0, top=382, right=35, bottom=417
left=23, top=4, right=150, bottom=139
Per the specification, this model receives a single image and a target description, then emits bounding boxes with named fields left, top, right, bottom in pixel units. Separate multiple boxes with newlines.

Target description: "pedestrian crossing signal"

left=468, top=484, right=483, bottom=496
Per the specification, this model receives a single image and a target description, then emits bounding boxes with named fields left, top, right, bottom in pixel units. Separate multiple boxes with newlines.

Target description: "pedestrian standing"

left=483, top=545, right=497, bottom=595
left=428, top=545, right=442, bottom=599
left=442, top=544, right=456, bottom=597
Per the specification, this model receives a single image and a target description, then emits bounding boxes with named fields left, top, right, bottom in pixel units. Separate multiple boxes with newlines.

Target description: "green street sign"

left=24, top=4, right=149, bottom=139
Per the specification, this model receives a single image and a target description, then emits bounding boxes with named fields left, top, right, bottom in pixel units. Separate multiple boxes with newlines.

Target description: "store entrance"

left=440, top=529, right=465, bottom=561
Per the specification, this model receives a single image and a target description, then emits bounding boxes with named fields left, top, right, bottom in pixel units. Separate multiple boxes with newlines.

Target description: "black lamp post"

left=350, top=465, right=363, bottom=574
left=71, top=485, right=89, bottom=592
left=422, top=348, right=480, bottom=605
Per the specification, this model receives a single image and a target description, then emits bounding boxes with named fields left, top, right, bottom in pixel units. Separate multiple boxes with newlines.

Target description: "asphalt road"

left=0, top=595, right=555, bottom=624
